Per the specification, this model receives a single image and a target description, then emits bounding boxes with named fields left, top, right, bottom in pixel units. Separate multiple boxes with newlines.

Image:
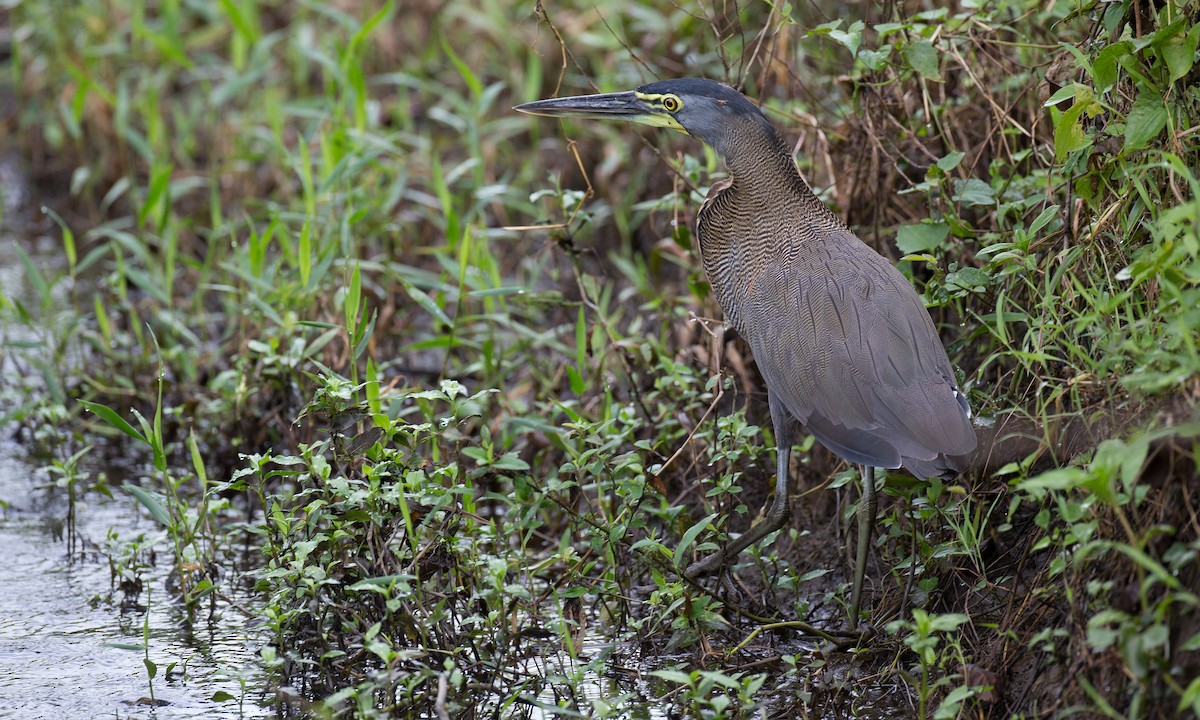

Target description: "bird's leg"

left=849, top=465, right=878, bottom=628
left=686, top=394, right=793, bottom=578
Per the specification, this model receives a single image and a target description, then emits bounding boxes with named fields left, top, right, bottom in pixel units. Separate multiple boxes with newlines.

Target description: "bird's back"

left=697, top=155, right=975, bottom=477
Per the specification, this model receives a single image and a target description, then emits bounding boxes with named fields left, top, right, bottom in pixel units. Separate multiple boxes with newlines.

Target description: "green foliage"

left=2, top=0, right=1198, bottom=717
left=647, top=667, right=767, bottom=719
left=887, top=609, right=982, bottom=720
left=1012, top=425, right=1200, bottom=717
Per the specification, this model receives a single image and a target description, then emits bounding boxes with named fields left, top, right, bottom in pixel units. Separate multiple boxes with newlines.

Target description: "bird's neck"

left=712, top=117, right=790, bottom=176
left=720, top=128, right=845, bottom=231
left=727, top=145, right=801, bottom=191
left=726, top=146, right=826, bottom=214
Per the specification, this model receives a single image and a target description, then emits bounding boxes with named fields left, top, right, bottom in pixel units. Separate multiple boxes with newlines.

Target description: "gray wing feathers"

left=745, top=245, right=975, bottom=476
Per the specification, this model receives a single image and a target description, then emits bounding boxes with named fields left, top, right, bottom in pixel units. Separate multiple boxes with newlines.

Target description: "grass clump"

left=1, top=0, right=1198, bottom=718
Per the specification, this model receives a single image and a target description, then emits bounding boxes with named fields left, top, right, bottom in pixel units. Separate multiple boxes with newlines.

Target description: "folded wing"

left=743, top=238, right=976, bottom=477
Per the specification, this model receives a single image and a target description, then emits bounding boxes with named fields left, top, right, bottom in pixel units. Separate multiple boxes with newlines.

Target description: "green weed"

left=2, top=0, right=1198, bottom=717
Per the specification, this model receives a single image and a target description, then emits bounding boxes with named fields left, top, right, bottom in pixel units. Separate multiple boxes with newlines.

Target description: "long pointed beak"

left=515, top=91, right=646, bottom=120
left=514, top=91, right=686, bottom=133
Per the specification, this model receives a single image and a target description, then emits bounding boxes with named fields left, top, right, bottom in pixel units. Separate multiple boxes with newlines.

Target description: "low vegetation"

left=2, top=0, right=1198, bottom=717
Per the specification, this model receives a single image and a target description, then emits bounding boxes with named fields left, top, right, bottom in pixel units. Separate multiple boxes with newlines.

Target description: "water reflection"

left=0, top=436, right=271, bottom=718
left=0, top=157, right=270, bottom=719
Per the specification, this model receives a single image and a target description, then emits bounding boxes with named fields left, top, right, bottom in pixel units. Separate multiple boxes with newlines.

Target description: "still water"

left=0, top=436, right=269, bottom=718
left=0, top=155, right=270, bottom=718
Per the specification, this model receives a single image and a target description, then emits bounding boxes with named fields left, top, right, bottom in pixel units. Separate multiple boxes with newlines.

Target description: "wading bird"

left=516, top=79, right=975, bottom=626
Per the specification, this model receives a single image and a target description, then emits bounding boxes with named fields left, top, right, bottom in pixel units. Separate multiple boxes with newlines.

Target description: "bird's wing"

left=743, top=239, right=974, bottom=469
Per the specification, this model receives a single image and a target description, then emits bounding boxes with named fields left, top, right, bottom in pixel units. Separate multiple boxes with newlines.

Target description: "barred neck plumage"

left=694, top=110, right=853, bottom=336
left=714, top=112, right=846, bottom=234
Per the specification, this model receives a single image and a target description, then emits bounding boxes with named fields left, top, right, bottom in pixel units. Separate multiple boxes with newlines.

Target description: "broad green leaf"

left=649, top=669, right=695, bottom=685
left=1086, top=609, right=1125, bottom=650
left=366, top=358, right=380, bottom=415
left=829, top=20, right=864, bottom=56
left=492, top=453, right=530, bottom=472
left=928, top=612, right=969, bottom=632
left=189, top=430, right=207, bottom=486
left=936, top=151, right=965, bottom=172
left=467, top=286, right=526, bottom=298
left=1108, top=542, right=1180, bottom=590
left=1081, top=465, right=1118, bottom=507
left=935, top=685, right=976, bottom=719
left=138, top=163, right=173, bottom=231
left=344, top=262, right=361, bottom=331
left=1017, top=467, right=1087, bottom=497
left=1115, top=435, right=1148, bottom=493
left=43, top=206, right=76, bottom=274
left=441, top=34, right=482, bottom=99
left=954, top=178, right=997, bottom=207
left=896, top=222, right=949, bottom=254
left=400, top=279, right=452, bottom=328
left=503, top=584, right=532, bottom=600
left=1052, top=104, right=1089, bottom=161
left=218, top=0, right=262, bottom=44
left=1092, top=41, right=1132, bottom=92
left=346, top=0, right=395, bottom=63
left=352, top=309, right=376, bottom=362
left=808, top=19, right=843, bottom=36
left=298, top=220, right=312, bottom=289
left=904, top=40, right=941, bottom=80
left=945, top=267, right=991, bottom=292
left=1124, top=88, right=1168, bottom=151
left=858, top=45, right=892, bottom=71
left=1153, top=19, right=1198, bottom=82
left=1182, top=631, right=1200, bottom=652
left=874, top=22, right=906, bottom=36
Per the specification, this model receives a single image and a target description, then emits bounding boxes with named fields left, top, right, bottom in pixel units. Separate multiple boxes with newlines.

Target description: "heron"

left=516, top=78, right=976, bottom=627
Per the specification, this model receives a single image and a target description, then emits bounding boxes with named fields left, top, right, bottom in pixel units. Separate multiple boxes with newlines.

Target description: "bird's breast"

left=696, top=179, right=851, bottom=339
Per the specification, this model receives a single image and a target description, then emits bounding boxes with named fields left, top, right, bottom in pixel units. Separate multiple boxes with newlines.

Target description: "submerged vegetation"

left=2, top=0, right=1199, bottom=717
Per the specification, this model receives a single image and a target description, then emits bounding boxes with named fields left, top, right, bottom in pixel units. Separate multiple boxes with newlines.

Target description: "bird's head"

left=515, top=78, right=778, bottom=164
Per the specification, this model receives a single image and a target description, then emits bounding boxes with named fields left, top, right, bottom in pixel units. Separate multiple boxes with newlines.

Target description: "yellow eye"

left=662, top=95, right=681, bottom=112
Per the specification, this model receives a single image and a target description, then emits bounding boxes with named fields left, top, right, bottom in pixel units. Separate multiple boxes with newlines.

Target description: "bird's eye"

left=662, top=95, right=681, bottom=112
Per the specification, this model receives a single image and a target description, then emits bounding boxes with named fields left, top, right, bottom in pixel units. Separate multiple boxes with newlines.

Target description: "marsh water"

left=0, top=156, right=889, bottom=719
left=0, top=157, right=270, bottom=719
left=0, top=438, right=271, bottom=718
